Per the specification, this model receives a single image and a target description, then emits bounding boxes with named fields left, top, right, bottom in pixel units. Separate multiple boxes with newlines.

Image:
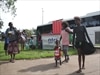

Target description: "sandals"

left=82, top=67, right=85, bottom=69
left=9, top=59, right=15, bottom=63
left=76, top=69, right=82, bottom=73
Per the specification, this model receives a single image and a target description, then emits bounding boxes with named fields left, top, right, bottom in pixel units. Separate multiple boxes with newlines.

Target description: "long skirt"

left=7, top=41, right=19, bottom=55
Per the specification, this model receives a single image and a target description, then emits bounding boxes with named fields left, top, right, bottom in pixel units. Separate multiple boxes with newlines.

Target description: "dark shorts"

left=75, top=41, right=85, bottom=49
left=75, top=41, right=87, bottom=54
left=62, top=45, right=69, bottom=56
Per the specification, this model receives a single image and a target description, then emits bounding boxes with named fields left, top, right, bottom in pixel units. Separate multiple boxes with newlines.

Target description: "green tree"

left=32, top=28, right=36, bottom=35
left=23, top=28, right=36, bottom=37
left=0, top=0, right=17, bottom=29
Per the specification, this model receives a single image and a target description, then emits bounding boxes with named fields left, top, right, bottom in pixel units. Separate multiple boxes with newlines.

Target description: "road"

left=0, top=53, right=100, bottom=75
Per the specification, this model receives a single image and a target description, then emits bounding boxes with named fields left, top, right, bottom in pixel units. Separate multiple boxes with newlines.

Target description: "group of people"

left=55, top=16, right=92, bottom=73
left=24, top=36, right=36, bottom=50
left=3, top=16, right=92, bottom=73
left=4, top=22, right=35, bottom=63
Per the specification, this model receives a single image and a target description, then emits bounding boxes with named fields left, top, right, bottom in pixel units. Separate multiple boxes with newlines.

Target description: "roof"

left=37, top=11, right=100, bottom=28
left=37, top=22, right=52, bottom=28
left=86, top=11, right=100, bottom=16
left=63, top=11, right=100, bottom=22
left=37, top=19, right=63, bottom=28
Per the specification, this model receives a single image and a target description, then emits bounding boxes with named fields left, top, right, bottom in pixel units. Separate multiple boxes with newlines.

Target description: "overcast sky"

left=1, top=0, right=100, bottom=32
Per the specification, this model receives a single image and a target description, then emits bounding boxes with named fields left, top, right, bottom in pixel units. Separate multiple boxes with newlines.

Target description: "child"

left=25, top=40, right=30, bottom=50
left=60, top=22, right=73, bottom=63
left=4, top=37, right=9, bottom=55
left=29, top=36, right=35, bottom=50
left=54, top=39, right=62, bottom=67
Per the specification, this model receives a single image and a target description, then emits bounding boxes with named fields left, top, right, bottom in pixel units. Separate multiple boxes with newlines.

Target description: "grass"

left=0, top=41, right=77, bottom=61
left=95, top=44, right=100, bottom=46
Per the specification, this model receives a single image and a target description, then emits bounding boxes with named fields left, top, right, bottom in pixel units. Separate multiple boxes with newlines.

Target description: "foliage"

left=23, top=28, right=36, bottom=37
left=0, top=0, right=17, bottom=29
left=24, top=29, right=32, bottom=37
left=32, top=28, right=37, bottom=35
left=0, top=0, right=17, bottom=16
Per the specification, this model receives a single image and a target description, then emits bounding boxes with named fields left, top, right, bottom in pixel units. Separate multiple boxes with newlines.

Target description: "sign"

left=42, top=34, right=60, bottom=49
left=52, top=20, right=62, bottom=34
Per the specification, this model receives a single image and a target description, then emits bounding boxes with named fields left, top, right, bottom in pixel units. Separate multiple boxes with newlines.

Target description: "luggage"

left=82, top=42, right=96, bottom=55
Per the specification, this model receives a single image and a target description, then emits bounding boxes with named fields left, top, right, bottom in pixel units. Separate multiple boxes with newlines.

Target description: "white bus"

left=65, top=11, right=100, bottom=45
left=37, top=11, right=100, bottom=49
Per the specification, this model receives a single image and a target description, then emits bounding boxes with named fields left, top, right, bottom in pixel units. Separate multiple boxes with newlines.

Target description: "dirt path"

left=0, top=53, right=100, bottom=75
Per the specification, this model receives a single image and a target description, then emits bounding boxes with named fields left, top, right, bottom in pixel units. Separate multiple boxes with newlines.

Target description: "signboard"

left=42, top=34, right=60, bottom=49
left=52, top=20, right=62, bottom=34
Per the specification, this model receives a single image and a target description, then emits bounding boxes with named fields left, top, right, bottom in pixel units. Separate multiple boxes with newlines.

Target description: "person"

left=54, top=39, right=62, bottom=67
left=4, top=35, right=9, bottom=55
left=60, top=22, right=73, bottom=63
left=25, top=39, right=30, bottom=50
left=20, top=30, right=27, bottom=50
left=72, top=16, right=92, bottom=73
left=5, top=22, right=19, bottom=63
left=29, top=36, right=35, bottom=49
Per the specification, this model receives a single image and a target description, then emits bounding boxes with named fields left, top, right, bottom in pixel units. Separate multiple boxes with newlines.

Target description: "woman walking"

left=5, top=22, right=19, bottom=63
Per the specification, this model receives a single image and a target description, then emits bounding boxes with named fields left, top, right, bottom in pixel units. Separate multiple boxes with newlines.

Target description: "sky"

left=1, top=0, right=100, bottom=32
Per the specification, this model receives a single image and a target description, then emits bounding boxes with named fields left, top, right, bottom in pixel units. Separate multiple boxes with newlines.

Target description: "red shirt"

left=54, top=46, right=61, bottom=58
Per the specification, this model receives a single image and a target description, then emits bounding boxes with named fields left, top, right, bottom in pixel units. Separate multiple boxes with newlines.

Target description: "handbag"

left=82, top=41, right=96, bottom=55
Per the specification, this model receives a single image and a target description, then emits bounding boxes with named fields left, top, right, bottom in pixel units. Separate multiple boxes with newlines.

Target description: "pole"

left=42, top=8, right=44, bottom=24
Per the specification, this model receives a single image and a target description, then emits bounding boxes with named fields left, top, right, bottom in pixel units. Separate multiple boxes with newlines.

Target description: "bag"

left=21, top=34, right=26, bottom=41
left=82, top=42, right=96, bottom=55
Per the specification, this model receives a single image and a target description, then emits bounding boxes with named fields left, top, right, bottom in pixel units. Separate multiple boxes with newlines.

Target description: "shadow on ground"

left=18, top=62, right=85, bottom=75
left=47, top=71, right=85, bottom=75
left=0, top=61, right=10, bottom=65
left=19, top=62, right=59, bottom=72
left=67, top=71, right=85, bottom=75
